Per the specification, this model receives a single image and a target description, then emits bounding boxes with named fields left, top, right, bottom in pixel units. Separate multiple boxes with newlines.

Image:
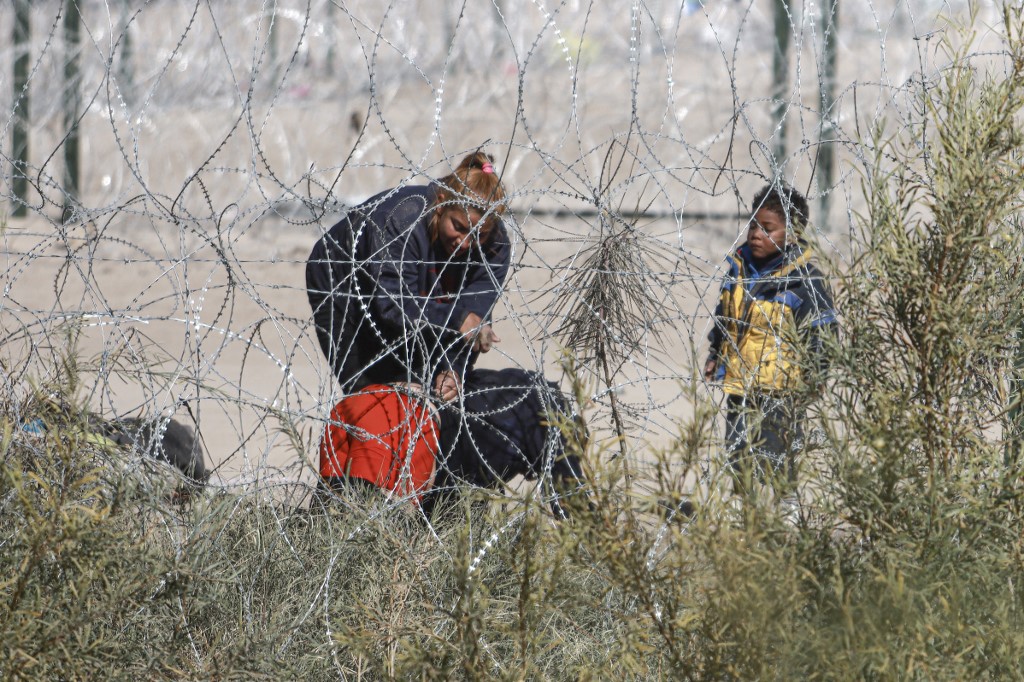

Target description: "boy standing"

left=704, top=183, right=837, bottom=494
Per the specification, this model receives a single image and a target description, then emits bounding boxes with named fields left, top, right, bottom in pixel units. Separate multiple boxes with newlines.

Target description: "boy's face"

left=747, top=207, right=788, bottom=259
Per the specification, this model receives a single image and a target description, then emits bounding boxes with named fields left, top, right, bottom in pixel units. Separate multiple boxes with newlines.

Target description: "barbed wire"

left=0, top=0, right=996, bottom=542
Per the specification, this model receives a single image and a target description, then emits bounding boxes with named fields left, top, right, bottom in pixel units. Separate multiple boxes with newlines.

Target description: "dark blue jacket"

left=307, top=185, right=511, bottom=390
left=427, top=367, right=588, bottom=518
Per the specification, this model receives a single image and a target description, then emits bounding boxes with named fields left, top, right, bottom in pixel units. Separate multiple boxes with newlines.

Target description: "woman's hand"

left=434, top=370, right=462, bottom=402
left=473, top=324, right=500, bottom=353
left=459, top=313, right=501, bottom=353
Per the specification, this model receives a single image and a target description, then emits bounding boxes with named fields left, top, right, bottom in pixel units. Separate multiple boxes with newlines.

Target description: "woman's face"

left=747, top=207, right=788, bottom=260
left=436, top=207, right=484, bottom=256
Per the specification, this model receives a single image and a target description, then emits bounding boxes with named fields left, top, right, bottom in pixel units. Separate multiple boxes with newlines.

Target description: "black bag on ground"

left=427, top=368, right=587, bottom=517
left=100, top=416, right=209, bottom=486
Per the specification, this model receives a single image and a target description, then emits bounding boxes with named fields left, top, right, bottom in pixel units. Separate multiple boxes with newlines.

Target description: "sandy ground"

left=0, top=0, right=998, bottom=501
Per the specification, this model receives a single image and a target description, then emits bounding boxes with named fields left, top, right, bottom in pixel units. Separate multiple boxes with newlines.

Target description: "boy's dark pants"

left=725, top=393, right=804, bottom=494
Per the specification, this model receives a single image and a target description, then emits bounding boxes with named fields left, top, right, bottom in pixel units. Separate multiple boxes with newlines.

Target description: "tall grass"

left=4, top=6, right=1024, bottom=680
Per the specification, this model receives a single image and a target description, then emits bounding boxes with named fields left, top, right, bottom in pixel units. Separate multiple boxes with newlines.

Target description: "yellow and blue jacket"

left=708, top=241, right=836, bottom=396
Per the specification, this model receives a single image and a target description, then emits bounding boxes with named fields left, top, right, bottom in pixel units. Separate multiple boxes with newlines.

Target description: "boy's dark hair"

left=752, top=183, right=809, bottom=232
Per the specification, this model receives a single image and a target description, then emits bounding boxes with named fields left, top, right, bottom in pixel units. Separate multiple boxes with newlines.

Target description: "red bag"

left=319, top=384, right=439, bottom=502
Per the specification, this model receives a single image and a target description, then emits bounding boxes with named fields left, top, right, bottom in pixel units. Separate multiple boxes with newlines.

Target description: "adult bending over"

left=307, top=150, right=510, bottom=502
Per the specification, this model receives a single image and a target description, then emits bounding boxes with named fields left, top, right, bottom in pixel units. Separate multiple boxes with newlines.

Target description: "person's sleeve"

left=364, top=209, right=463, bottom=343
left=707, top=257, right=738, bottom=363
left=707, top=295, right=726, bottom=361
left=454, top=224, right=512, bottom=324
left=439, top=225, right=512, bottom=373
left=797, top=268, right=838, bottom=375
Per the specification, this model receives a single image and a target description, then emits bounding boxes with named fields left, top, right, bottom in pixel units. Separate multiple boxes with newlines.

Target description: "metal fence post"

left=771, top=0, right=792, bottom=165
left=12, top=0, right=31, bottom=218
left=62, top=0, right=81, bottom=223
left=818, top=0, right=840, bottom=225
